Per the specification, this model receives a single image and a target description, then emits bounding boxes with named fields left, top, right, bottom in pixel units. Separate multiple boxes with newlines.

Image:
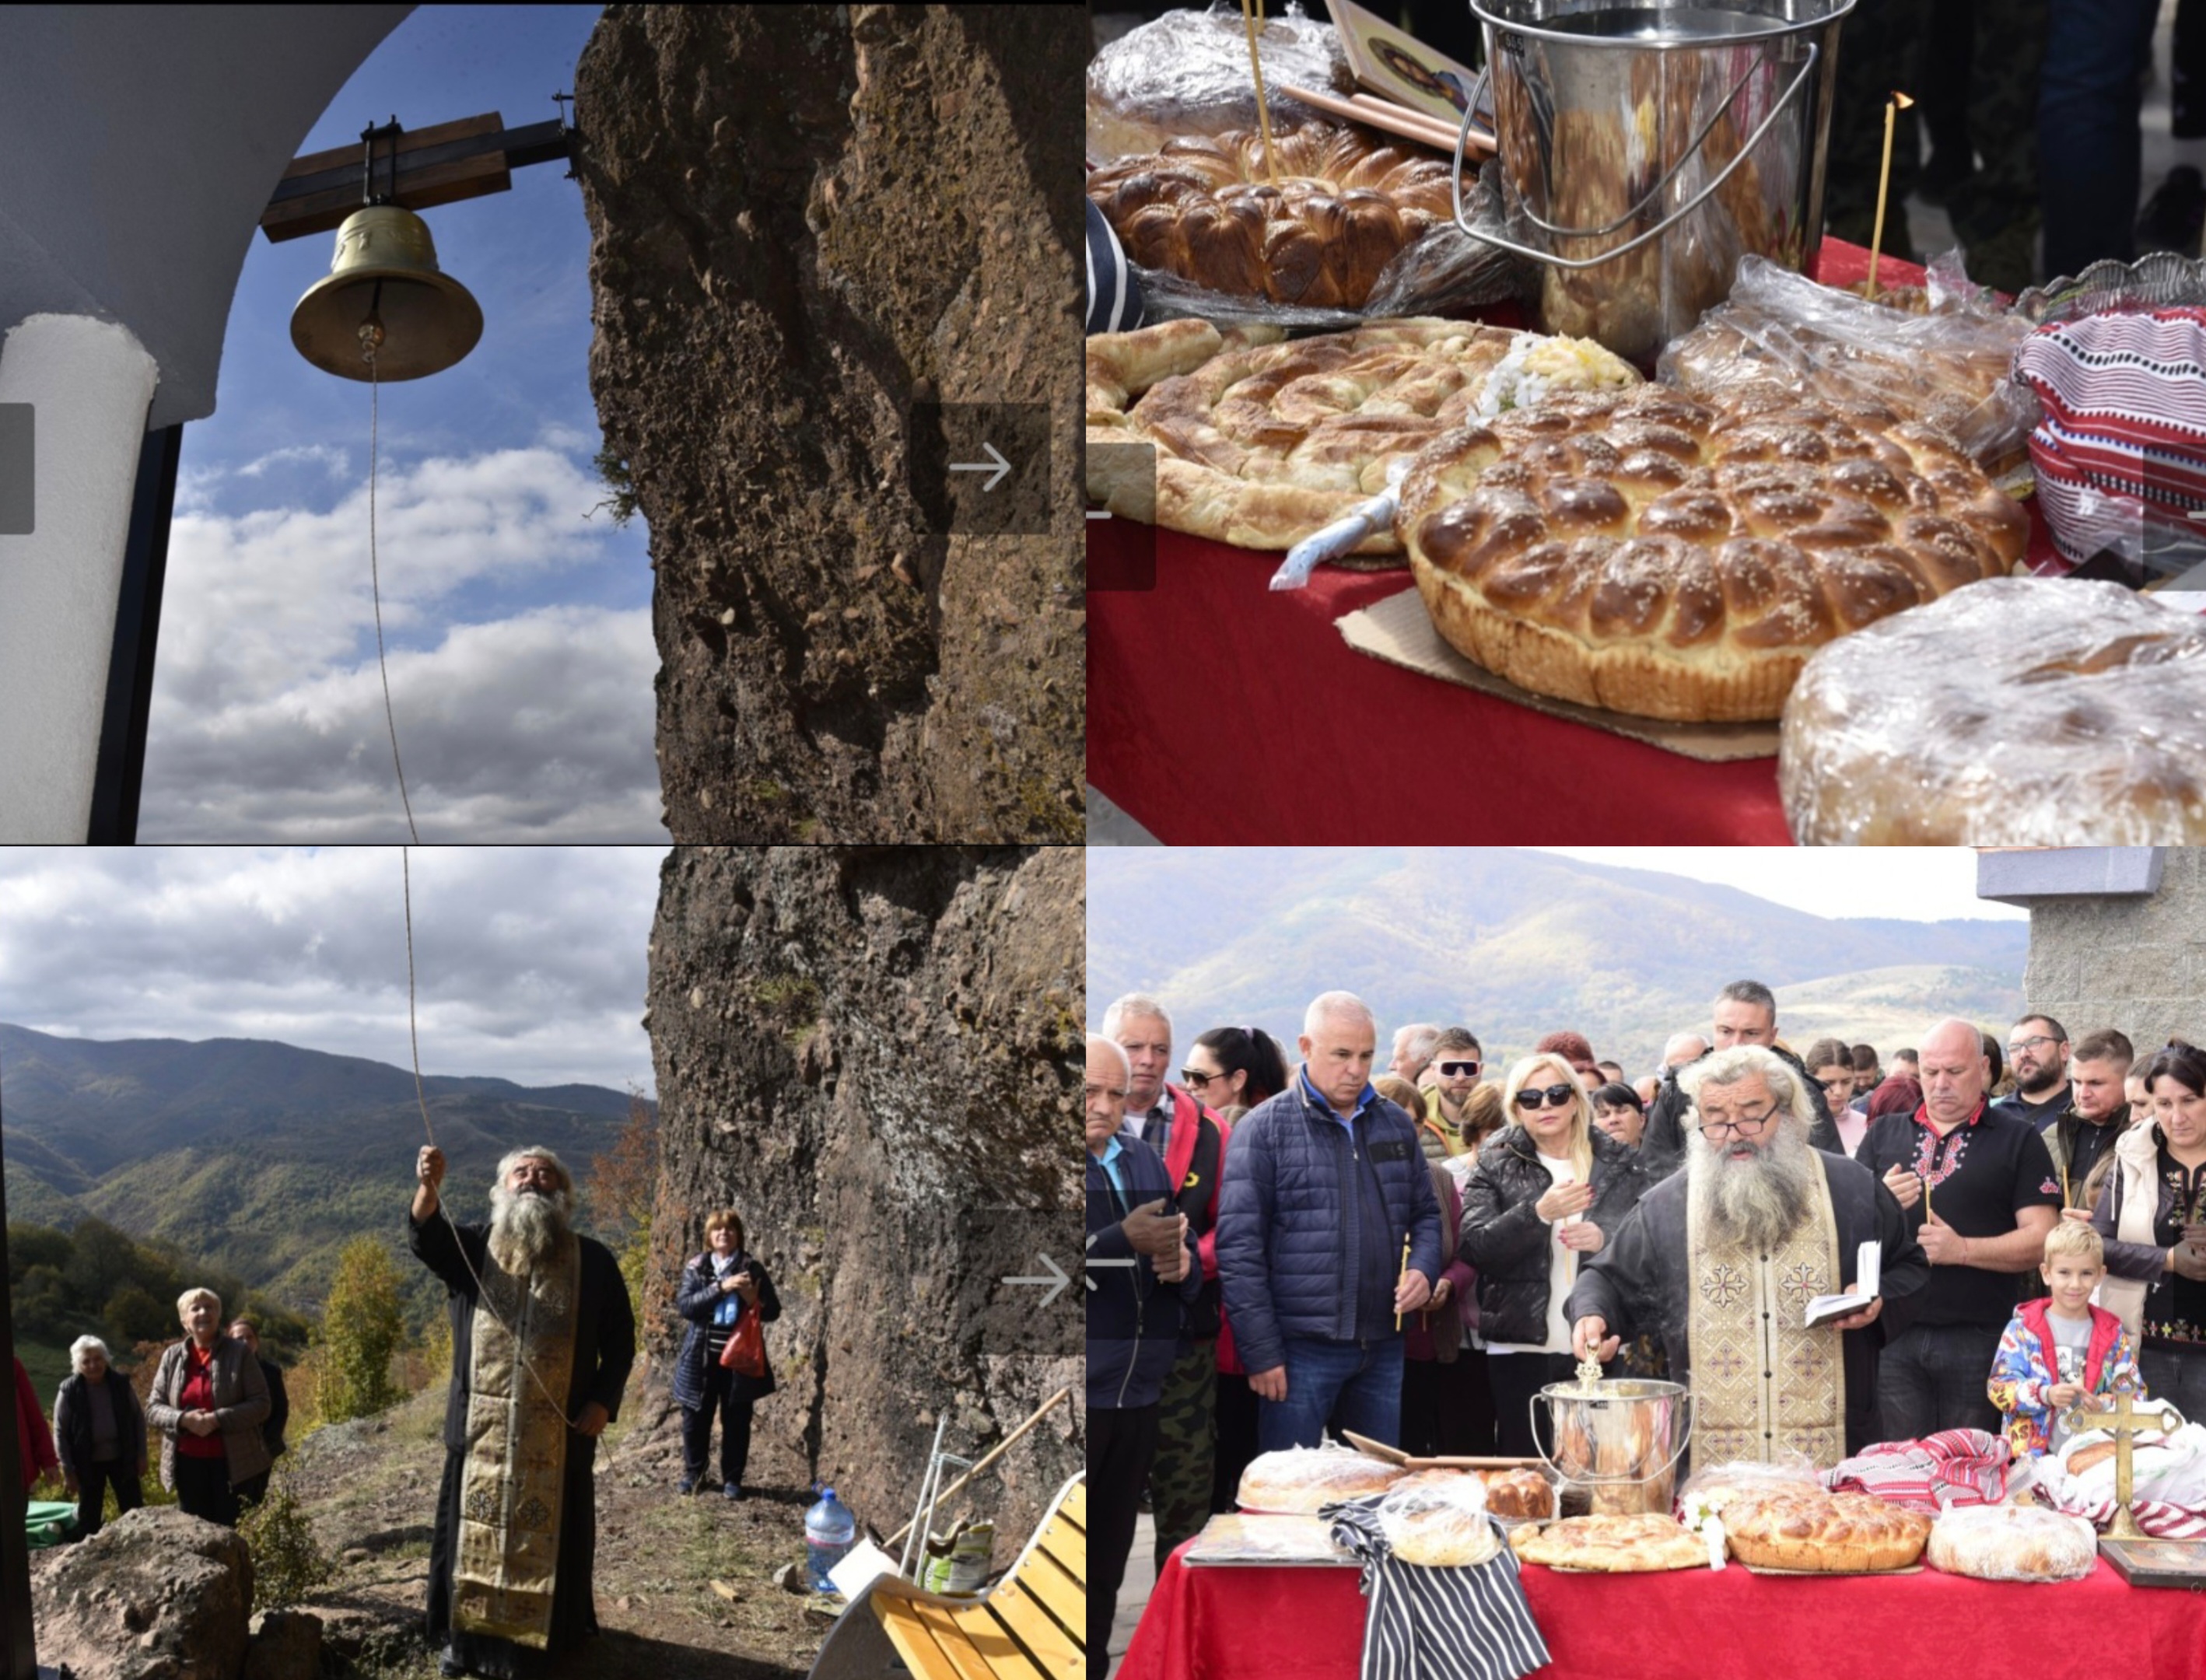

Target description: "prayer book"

left=1805, top=1242, right=1881, bottom=1328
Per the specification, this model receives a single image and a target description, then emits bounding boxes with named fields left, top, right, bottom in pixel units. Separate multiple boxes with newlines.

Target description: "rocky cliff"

left=643, top=845, right=1081, bottom=1543
left=575, top=6, right=1083, bottom=842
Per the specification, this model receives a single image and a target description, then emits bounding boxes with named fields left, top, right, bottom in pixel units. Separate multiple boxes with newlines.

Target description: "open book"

left=1805, top=1242, right=1881, bottom=1328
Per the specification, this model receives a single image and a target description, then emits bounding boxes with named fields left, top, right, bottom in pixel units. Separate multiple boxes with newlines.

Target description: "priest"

left=1565, top=1045, right=1926, bottom=1466
left=411, top=1144, right=635, bottom=1679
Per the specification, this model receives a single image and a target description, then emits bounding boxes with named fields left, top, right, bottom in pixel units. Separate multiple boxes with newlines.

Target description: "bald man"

left=1854, top=1017, right=2061, bottom=1439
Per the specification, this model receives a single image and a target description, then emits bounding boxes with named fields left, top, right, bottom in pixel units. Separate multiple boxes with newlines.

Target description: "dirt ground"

left=282, top=1381, right=833, bottom=1680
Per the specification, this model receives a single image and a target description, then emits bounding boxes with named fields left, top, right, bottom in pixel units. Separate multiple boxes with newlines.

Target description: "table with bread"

left=1086, top=5, right=2206, bottom=845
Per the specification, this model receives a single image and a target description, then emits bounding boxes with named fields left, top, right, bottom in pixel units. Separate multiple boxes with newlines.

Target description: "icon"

left=0, top=404, right=32, bottom=536
left=908, top=403, right=1049, bottom=534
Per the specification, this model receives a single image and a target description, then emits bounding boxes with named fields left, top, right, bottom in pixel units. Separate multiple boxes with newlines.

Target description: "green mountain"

left=0, top=1024, right=646, bottom=1315
left=1087, top=849, right=2029, bottom=1076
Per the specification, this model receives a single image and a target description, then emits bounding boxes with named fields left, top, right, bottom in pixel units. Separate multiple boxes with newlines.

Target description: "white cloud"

left=142, top=445, right=664, bottom=841
left=235, top=443, right=352, bottom=479
left=0, top=846, right=665, bottom=1091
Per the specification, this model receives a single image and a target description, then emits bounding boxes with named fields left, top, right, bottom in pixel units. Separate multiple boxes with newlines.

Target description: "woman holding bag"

left=673, top=1209, right=781, bottom=1500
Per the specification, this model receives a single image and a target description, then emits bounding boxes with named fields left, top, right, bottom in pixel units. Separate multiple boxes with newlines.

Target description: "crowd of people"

left=1085, top=983, right=2206, bottom=1676
left=8, top=1294, right=289, bottom=1543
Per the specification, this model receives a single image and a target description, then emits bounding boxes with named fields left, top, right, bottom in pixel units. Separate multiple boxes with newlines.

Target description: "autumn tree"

left=588, top=1085, right=659, bottom=1327
left=316, top=1234, right=406, bottom=1423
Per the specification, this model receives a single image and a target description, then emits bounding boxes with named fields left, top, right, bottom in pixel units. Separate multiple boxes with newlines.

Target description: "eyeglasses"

left=1438, top=1060, right=1480, bottom=1078
left=2007, top=1034, right=2061, bottom=1056
left=1514, top=1083, right=1577, bottom=1111
left=1181, top=1068, right=1227, bottom=1090
left=1698, top=1104, right=1778, bottom=1139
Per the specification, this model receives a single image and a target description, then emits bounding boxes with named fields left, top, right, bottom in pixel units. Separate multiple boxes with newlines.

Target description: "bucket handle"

left=1528, top=1388, right=1696, bottom=1487
left=1450, top=41, right=1821, bottom=271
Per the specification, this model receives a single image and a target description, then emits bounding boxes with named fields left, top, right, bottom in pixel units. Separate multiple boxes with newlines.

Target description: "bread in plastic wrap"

left=1658, top=255, right=2038, bottom=480
left=1086, top=5, right=1355, bottom=166
left=1924, top=1503, right=2097, bottom=1581
left=1238, top=1444, right=1402, bottom=1513
left=1375, top=1475, right=1501, bottom=1567
left=1778, top=576, right=2206, bottom=843
left=1676, top=1454, right=1823, bottom=1521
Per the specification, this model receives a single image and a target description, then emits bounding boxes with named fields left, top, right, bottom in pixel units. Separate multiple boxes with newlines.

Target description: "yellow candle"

left=1867, top=92, right=1914, bottom=298
left=1241, top=0, right=1281, bottom=186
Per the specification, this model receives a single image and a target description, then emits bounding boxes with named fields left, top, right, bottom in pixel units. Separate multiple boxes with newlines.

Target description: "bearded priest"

left=1565, top=1045, right=1926, bottom=1468
left=411, top=1144, right=636, bottom=1680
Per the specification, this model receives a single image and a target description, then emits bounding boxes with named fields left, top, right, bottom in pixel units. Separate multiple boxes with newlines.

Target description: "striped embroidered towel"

left=1323, top=1501, right=1549, bottom=1680
left=1822, top=1428, right=2014, bottom=1512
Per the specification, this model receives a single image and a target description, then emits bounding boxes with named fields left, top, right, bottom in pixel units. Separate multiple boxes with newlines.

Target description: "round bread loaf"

left=1385, top=1501, right=1503, bottom=1568
left=1085, top=122, right=1455, bottom=308
left=1779, top=576, right=2206, bottom=842
left=1720, top=1489, right=1931, bottom=1573
left=1238, top=1447, right=1402, bottom=1513
left=1925, top=1504, right=2097, bottom=1582
left=1399, top=383, right=2029, bottom=721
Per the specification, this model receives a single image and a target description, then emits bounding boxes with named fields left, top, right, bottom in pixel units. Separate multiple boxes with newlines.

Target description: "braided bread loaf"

left=1399, top=383, right=2029, bottom=721
left=1085, top=122, right=1455, bottom=309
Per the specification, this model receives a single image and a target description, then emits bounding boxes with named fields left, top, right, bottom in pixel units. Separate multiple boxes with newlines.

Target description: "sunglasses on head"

left=1438, top=1060, right=1479, bottom=1078
left=1514, top=1083, right=1577, bottom=1111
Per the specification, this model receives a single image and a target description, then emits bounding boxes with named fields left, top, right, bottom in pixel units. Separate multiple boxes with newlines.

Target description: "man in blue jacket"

left=1087, top=1034, right=1196, bottom=1680
left=1217, top=992, right=1442, bottom=1454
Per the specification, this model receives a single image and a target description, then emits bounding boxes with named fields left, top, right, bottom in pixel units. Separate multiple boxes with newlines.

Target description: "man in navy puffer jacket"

left=1217, top=992, right=1442, bottom=1453
left=1087, top=1034, right=1197, bottom=1678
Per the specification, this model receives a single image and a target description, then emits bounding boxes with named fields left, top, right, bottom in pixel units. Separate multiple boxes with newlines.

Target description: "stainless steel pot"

left=1450, top=0, right=1856, bottom=363
left=1533, top=1377, right=1694, bottom=1516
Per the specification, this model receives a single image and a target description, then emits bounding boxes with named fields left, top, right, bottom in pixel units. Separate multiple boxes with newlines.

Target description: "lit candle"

left=1867, top=91, right=1914, bottom=299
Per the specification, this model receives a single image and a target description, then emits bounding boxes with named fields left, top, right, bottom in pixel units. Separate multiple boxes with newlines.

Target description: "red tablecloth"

left=1087, top=242, right=2056, bottom=845
left=1122, top=1542, right=2206, bottom=1680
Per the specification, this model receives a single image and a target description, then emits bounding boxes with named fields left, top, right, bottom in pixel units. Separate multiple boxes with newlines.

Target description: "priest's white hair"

left=1679, top=1043, right=1807, bottom=1120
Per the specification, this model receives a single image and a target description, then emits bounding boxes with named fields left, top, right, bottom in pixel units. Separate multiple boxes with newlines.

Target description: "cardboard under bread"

left=1335, top=589, right=1781, bottom=763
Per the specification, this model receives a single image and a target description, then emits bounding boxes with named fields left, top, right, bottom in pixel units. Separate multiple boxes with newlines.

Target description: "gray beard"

left=487, top=1185, right=573, bottom=1274
left=1693, top=1118, right=1818, bottom=1254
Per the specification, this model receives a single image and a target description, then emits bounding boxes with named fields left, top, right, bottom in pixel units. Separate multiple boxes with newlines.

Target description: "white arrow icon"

left=1003, top=1251, right=1072, bottom=1307
left=949, top=439, right=1011, bottom=492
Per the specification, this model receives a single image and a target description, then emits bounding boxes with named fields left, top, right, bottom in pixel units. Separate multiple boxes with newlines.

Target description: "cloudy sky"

left=0, top=846, right=666, bottom=1093
left=142, top=6, right=664, bottom=842
left=1531, top=847, right=2027, bottom=922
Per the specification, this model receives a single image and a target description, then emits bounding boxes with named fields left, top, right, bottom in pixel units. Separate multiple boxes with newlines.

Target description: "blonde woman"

left=145, top=1288, right=270, bottom=1527
left=1460, top=1052, right=1644, bottom=1456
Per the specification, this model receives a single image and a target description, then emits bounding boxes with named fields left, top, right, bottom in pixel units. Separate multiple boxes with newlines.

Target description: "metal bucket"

left=1453, top=0, right=1856, bottom=363
left=1532, top=1377, right=1693, bottom=1516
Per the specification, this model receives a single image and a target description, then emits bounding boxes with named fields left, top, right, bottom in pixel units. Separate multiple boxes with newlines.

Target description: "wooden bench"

left=810, top=1474, right=1086, bottom=1680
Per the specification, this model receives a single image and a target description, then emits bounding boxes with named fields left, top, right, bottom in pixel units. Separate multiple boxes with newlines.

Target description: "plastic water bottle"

left=805, top=1487, right=856, bottom=1591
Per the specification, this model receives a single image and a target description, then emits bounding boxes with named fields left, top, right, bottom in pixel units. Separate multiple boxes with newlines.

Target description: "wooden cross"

left=2061, top=1372, right=2187, bottom=1540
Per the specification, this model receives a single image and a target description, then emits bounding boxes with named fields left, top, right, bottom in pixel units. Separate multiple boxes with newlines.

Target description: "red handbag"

left=718, top=1297, right=766, bottom=1378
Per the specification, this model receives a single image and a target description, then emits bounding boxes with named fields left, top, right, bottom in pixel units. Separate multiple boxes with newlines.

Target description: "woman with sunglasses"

left=1185, top=1024, right=1287, bottom=1519
left=1462, top=1052, right=1645, bottom=1456
left=1182, top=1026, right=1288, bottom=1125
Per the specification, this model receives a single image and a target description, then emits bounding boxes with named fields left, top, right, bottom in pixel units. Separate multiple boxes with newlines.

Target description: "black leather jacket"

left=1459, top=1125, right=1644, bottom=1347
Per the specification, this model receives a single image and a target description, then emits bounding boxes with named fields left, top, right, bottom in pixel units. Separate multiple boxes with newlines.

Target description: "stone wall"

left=2021, top=847, right=2206, bottom=1049
left=574, top=6, right=1082, bottom=842
left=643, top=845, right=1081, bottom=1542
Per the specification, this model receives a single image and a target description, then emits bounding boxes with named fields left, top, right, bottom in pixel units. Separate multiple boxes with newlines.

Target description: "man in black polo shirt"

left=1857, top=1017, right=2062, bottom=1438
left=1991, top=1013, right=2072, bottom=1132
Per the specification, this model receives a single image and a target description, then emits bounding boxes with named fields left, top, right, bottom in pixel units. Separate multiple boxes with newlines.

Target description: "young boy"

left=1987, top=1222, right=2144, bottom=1459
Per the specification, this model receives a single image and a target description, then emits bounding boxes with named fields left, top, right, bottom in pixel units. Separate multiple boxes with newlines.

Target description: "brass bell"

left=289, top=204, right=482, bottom=381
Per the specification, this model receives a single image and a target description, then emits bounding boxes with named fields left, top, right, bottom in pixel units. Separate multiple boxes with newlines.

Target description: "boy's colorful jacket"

left=1986, top=1297, right=2142, bottom=1458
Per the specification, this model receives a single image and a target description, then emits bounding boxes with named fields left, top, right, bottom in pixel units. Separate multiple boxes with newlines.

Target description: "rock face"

left=644, top=845, right=1081, bottom=1542
left=30, top=1505, right=253, bottom=1680
left=574, top=7, right=1083, bottom=841
left=241, top=1610, right=321, bottom=1680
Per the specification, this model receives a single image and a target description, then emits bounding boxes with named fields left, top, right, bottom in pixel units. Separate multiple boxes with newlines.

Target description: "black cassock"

left=1563, top=1150, right=1927, bottom=1461
left=408, top=1210, right=635, bottom=1679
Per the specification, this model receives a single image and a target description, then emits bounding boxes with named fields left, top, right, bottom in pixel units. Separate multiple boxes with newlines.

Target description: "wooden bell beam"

left=258, top=109, right=574, bottom=243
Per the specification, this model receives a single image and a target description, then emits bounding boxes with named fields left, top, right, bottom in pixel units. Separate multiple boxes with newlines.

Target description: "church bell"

left=289, top=202, right=482, bottom=381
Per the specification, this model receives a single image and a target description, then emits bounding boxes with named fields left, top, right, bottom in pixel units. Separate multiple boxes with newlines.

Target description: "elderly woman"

left=672, top=1209, right=782, bottom=1500
left=54, top=1336, right=145, bottom=1538
left=145, top=1288, right=270, bottom=1526
left=1461, top=1052, right=1644, bottom=1456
